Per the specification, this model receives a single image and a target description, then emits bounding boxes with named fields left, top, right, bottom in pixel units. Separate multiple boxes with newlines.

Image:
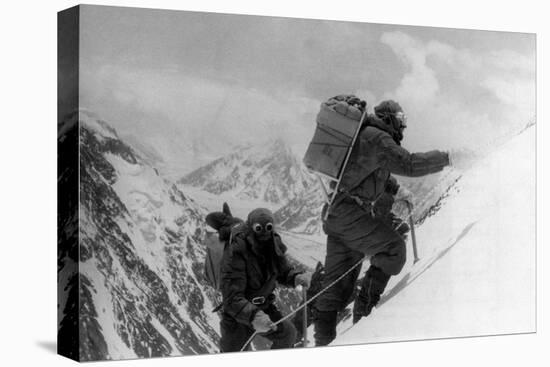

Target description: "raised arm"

left=378, top=134, right=449, bottom=177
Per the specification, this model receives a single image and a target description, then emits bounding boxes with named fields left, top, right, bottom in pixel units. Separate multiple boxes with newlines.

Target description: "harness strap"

left=334, top=187, right=381, bottom=218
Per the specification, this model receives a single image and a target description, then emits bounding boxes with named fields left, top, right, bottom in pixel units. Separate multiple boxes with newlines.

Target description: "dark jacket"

left=220, top=227, right=300, bottom=327
left=329, top=115, right=448, bottom=226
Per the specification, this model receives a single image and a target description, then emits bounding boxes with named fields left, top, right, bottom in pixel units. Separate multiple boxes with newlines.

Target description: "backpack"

left=203, top=203, right=244, bottom=291
left=203, top=231, right=225, bottom=291
left=303, top=95, right=368, bottom=219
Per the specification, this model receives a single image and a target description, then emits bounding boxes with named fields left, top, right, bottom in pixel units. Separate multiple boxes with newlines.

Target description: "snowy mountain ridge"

left=58, top=110, right=309, bottom=360
left=179, top=138, right=316, bottom=208
left=60, top=110, right=221, bottom=360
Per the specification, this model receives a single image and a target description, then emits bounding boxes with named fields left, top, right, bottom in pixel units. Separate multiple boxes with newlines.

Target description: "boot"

left=352, top=266, right=391, bottom=323
left=313, top=309, right=338, bottom=346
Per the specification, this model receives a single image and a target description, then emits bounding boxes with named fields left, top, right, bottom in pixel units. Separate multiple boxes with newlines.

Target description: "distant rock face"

left=59, top=110, right=221, bottom=361
left=179, top=139, right=317, bottom=207
left=58, top=110, right=80, bottom=360
left=274, top=186, right=326, bottom=235
left=58, top=111, right=309, bottom=361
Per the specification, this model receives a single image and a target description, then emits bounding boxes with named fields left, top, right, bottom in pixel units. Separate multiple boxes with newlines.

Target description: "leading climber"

left=313, top=98, right=451, bottom=346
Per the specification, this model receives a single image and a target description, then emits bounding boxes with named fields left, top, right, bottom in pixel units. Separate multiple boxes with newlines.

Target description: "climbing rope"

left=240, top=253, right=366, bottom=351
left=239, top=122, right=533, bottom=351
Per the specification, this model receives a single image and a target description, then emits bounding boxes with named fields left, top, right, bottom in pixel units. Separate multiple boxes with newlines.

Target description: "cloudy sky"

left=79, top=5, right=535, bottom=173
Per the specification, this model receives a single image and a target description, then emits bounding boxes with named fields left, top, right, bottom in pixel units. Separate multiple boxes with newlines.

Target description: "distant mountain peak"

left=80, top=109, right=119, bottom=141
left=178, top=138, right=315, bottom=207
left=60, top=110, right=224, bottom=360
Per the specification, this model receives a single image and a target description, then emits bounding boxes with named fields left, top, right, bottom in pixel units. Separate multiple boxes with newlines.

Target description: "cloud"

left=377, top=31, right=535, bottom=151
left=79, top=19, right=535, bottom=170
left=381, top=31, right=440, bottom=107
left=80, top=64, right=320, bottom=166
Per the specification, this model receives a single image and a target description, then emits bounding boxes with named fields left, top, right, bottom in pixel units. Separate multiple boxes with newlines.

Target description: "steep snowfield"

left=331, top=126, right=535, bottom=345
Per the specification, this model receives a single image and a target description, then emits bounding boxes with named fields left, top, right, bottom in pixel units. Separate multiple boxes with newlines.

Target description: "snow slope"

left=330, top=125, right=535, bottom=345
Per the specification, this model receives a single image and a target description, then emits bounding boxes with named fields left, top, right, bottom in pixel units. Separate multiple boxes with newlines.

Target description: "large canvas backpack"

left=303, top=95, right=368, bottom=218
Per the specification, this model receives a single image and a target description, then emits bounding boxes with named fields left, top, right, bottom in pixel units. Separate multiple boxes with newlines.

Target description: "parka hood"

left=367, top=114, right=402, bottom=145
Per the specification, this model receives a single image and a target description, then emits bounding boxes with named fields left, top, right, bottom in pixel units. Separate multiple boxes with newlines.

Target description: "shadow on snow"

left=379, top=221, right=478, bottom=307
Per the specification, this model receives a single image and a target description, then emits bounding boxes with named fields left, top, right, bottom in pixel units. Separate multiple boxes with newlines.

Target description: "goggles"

left=252, top=222, right=274, bottom=234
left=394, top=112, right=407, bottom=129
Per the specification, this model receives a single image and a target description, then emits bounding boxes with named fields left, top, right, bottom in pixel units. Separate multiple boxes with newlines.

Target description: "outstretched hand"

left=448, top=148, right=481, bottom=171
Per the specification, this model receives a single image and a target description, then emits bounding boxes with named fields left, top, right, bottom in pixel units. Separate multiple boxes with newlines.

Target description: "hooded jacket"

left=220, top=226, right=300, bottom=326
left=330, top=114, right=449, bottom=222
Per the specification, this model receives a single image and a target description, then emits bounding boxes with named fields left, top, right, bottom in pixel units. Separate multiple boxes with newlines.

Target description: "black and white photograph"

left=2, top=1, right=548, bottom=366
left=57, top=4, right=537, bottom=361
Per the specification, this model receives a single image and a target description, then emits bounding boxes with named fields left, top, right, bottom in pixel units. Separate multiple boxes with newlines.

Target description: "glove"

left=385, top=177, right=400, bottom=195
left=392, top=217, right=410, bottom=236
left=251, top=310, right=274, bottom=333
left=448, top=148, right=480, bottom=171
left=295, top=271, right=313, bottom=289
left=396, top=185, right=413, bottom=206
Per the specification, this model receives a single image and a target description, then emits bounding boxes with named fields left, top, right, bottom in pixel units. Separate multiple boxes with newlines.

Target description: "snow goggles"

left=252, top=222, right=274, bottom=234
left=394, top=111, right=407, bottom=129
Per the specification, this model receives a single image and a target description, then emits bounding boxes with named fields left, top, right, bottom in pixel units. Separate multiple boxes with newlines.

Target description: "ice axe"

left=405, top=201, right=420, bottom=264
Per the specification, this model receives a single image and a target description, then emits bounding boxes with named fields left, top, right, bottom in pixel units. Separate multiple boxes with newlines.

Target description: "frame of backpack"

left=307, top=109, right=368, bottom=221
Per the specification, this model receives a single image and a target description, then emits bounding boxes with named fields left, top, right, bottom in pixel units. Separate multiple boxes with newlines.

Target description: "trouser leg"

left=315, top=235, right=364, bottom=312
left=263, top=305, right=297, bottom=349
left=340, top=217, right=407, bottom=276
left=369, top=236, right=407, bottom=276
left=327, top=217, right=406, bottom=324
left=219, top=315, right=254, bottom=353
left=351, top=223, right=407, bottom=323
left=313, top=235, right=363, bottom=346
left=313, top=308, right=338, bottom=346
left=352, top=265, right=391, bottom=323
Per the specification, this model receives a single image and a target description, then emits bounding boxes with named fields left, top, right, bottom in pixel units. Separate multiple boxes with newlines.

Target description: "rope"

left=240, top=254, right=366, bottom=351
left=241, top=167, right=466, bottom=351
left=278, top=230, right=325, bottom=246
left=239, top=122, right=533, bottom=351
